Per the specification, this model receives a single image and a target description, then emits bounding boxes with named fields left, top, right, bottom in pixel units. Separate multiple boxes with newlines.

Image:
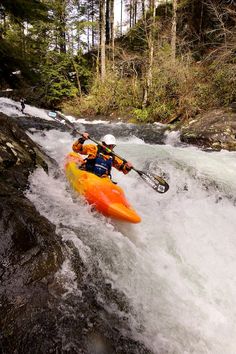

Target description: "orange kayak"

left=64, top=152, right=141, bottom=223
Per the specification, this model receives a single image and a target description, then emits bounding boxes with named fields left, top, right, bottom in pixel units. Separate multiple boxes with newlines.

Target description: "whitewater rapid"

left=23, top=124, right=236, bottom=354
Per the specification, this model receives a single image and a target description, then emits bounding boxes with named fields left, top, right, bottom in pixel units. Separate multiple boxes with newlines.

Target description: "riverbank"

left=1, top=96, right=236, bottom=151
left=63, top=105, right=236, bottom=152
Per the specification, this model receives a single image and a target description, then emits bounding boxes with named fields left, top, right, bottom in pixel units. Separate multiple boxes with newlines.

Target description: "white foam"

left=164, top=129, right=181, bottom=146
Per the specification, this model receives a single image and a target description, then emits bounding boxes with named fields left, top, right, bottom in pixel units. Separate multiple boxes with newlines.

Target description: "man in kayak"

left=20, top=98, right=26, bottom=113
left=72, top=133, right=133, bottom=178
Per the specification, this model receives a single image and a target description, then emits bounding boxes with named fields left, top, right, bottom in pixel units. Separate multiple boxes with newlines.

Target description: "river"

left=22, top=117, right=236, bottom=354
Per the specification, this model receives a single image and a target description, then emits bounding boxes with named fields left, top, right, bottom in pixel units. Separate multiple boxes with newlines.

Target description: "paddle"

left=49, top=111, right=169, bottom=193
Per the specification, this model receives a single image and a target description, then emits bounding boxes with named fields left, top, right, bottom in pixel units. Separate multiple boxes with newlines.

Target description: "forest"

left=0, top=0, right=235, bottom=123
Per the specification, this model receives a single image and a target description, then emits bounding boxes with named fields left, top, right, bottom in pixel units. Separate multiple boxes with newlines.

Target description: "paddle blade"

left=135, top=170, right=169, bottom=193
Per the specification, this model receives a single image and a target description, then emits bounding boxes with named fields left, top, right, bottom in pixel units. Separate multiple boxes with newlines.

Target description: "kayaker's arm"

left=72, top=132, right=89, bottom=152
left=72, top=139, right=98, bottom=157
left=72, top=138, right=86, bottom=153
left=113, top=156, right=133, bottom=174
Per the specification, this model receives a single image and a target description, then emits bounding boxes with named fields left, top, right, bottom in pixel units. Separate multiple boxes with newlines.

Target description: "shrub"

left=132, top=108, right=149, bottom=122
left=211, top=64, right=236, bottom=105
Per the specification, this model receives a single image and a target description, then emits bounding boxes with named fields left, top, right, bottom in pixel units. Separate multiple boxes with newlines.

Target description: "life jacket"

left=85, top=146, right=113, bottom=177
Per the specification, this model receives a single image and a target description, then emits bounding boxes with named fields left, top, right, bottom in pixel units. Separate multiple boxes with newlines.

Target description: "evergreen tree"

left=0, top=0, right=92, bottom=105
left=0, top=0, right=49, bottom=87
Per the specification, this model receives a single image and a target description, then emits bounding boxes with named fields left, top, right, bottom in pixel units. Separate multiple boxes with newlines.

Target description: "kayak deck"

left=65, top=152, right=141, bottom=223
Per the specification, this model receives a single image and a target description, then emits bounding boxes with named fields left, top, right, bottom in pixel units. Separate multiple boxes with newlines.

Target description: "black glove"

left=78, top=137, right=86, bottom=144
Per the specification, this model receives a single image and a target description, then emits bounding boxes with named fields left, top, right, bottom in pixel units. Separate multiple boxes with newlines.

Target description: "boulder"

left=179, top=108, right=236, bottom=151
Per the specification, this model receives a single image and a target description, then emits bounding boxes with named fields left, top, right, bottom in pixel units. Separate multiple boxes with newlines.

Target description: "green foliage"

left=0, top=0, right=49, bottom=87
left=38, top=51, right=85, bottom=106
left=0, top=33, right=34, bottom=88
left=194, top=82, right=213, bottom=109
left=1, top=0, right=49, bottom=23
left=64, top=42, right=236, bottom=122
left=150, top=102, right=176, bottom=121
left=82, top=73, right=117, bottom=114
left=132, top=108, right=149, bottom=122
left=1, top=0, right=235, bottom=119
left=142, top=48, right=198, bottom=121
left=211, top=64, right=236, bottom=105
left=192, top=62, right=236, bottom=110
left=72, top=68, right=143, bottom=117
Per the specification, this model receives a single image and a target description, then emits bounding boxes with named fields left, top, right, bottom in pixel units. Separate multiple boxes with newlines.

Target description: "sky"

left=114, top=0, right=128, bottom=33
left=114, top=0, right=122, bottom=24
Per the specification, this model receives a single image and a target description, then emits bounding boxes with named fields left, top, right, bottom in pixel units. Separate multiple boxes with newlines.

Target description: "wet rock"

left=13, top=114, right=168, bottom=145
left=0, top=114, right=50, bottom=189
left=10, top=115, right=67, bottom=133
left=229, top=102, right=236, bottom=112
left=0, top=113, right=64, bottom=351
left=179, top=108, right=236, bottom=151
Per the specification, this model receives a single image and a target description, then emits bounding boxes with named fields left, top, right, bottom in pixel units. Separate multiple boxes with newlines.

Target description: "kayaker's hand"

left=81, top=132, right=89, bottom=140
left=77, top=132, right=89, bottom=145
left=125, top=161, right=133, bottom=171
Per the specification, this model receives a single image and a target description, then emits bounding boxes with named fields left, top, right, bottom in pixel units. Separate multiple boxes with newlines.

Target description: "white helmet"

left=102, top=134, right=116, bottom=146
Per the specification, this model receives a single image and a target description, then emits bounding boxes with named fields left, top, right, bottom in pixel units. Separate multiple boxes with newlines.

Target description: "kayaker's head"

left=101, top=134, right=116, bottom=150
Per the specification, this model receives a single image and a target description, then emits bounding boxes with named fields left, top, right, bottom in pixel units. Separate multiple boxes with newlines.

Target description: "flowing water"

left=22, top=120, right=236, bottom=353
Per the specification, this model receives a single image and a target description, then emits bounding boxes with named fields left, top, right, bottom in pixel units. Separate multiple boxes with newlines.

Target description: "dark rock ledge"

left=0, top=113, right=152, bottom=354
left=179, top=108, right=236, bottom=151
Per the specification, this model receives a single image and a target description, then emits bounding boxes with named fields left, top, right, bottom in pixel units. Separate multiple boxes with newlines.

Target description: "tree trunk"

left=0, top=8, right=7, bottom=35
left=100, top=0, right=106, bottom=80
left=72, top=58, right=82, bottom=98
left=58, top=0, right=67, bottom=54
left=142, top=0, right=155, bottom=108
left=21, top=23, right=26, bottom=59
left=129, top=0, right=132, bottom=29
left=120, top=0, right=123, bottom=35
left=134, top=0, right=137, bottom=25
left=77, top=1, right=81, bottom=49
left=199, top=1, right=203, bottom=42
left=106, top=0, right=110, bottom=44
left=110, top=0, right=115, bottom=68
left=141, top=0, right=146, bottom=17
left=171, top=0, right=177, bottom=60
left=91, top=0, right=95, bottom=47
left=87, top=5, right=90, bottom=51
